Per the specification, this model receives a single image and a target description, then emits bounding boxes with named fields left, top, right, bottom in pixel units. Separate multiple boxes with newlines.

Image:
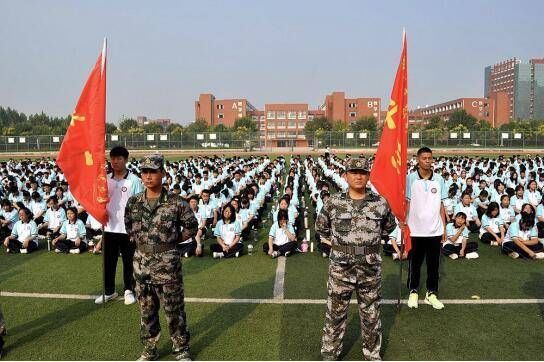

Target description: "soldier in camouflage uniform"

left=125, top=154, right=198, bottom=361
left=316, top=158, right=396, bottom=361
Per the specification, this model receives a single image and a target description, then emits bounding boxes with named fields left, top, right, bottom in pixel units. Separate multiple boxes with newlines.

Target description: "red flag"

left=369, top=32, right=411, bottom=253
left=57, top=40, right=109, bottom=225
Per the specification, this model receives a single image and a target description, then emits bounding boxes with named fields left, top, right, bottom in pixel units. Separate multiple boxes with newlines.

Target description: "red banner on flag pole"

left=57, top=40, right=109, bottom=225
left=369, top=32, right=411, bottom=253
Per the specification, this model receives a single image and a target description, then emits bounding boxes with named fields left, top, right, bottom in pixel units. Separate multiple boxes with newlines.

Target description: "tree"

left=446, top=110, right=478, bottom=130
left=350, top=116, right=377, bottom=132
left=185, top=119, right=209, bottom=133
left=106, top=123, right=118, bottom=134
left=119, top=118, right=138, bottom=132
left=304, top=117, right=332, bottom=141
left=425, top=116, right=445, bottom=130
left=143, top=123, right=164, bottom=133
left=234, top=116, right=258, bottom=133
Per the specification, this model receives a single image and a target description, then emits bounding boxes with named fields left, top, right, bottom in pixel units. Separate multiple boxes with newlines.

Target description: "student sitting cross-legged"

left=443, top=212, right=479, bottom=259
left=502, top=205, right=544, bottom=260
left=3, top=208, right=38, bottom=254
left=479, top=202, right=505, bottom=246
left=51, top=206, right=87, bottom=254
left=263, top=209, right=298, bottom=258
left=210, top=204, right=243, bottom=259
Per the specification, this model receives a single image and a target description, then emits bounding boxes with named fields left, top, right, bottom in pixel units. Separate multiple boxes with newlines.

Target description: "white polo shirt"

left=105, top=171, right=143, bottom=234
left=406, top=170, right=447, bottom=237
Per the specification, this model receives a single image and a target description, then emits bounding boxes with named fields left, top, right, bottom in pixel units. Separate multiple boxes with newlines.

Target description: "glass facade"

left=484, top=66, right=491, bottom=97
left=533, top=63, right=544, bottom=120
left=514, top=64, right=532, bottom=120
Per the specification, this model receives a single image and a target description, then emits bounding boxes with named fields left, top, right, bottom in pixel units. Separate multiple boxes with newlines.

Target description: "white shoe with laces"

left=69, top=248, right=80, bottom=254
left=94, top=292, right=119, bottom=305
left=124, top=290, right=136, bottom=305
left=20, top=248, right=28, bottom=254
left=465, top=252, right=479, bottom=259
left=534, top=252, right=544, bottom=260
left=509, top=251, right=519, bottom=259
left=448, top=253, right=458, bottom=260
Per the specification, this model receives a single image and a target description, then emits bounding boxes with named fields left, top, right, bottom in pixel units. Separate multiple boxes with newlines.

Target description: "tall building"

left=485, top=57, right=544, bottom=120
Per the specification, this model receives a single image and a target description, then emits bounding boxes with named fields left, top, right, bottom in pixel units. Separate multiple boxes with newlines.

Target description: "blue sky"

left=1, top=0, right=542, bottom=124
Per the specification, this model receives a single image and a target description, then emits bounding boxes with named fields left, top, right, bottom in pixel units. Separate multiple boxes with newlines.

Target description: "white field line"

left=273, top=256, right=286, bottom=300
left=1, top=291, right=544, bottom=305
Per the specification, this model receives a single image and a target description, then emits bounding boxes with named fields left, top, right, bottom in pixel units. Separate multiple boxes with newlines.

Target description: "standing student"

left=95, top=146, right=143, bottom=305
left=406, top=147, right=447, bottom=310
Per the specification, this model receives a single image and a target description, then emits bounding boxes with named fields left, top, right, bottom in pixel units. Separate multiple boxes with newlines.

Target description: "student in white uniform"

left=443, top=212, right=479, bottom=259
left=479, top=202, right=505, bottom=246
left=96, top=146, right=143, bottom=305
left=52, top=206, right=87, bottom=254
left=211, top=204, right=242, bottom=259
left=177, top=195, right=204, bottom=257
left=406, top=147, right=447, bottom=310
left=382, top=223, right=407, bottom=260
left=0, top=199, right=19, bottom=240
left=38, top=196, right=66, bottom=238
left=502, top=208, right=544, bottom=260
left=454, top=192, right=480, bottom=233
left=264, top=209, right=297, bottom=258
left=3, top=208, right=38, bottom=254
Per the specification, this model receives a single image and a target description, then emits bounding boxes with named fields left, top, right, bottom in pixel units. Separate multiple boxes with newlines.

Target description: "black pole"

left=102, top=229, right=106, bottom=309
left=397, top=234, right=406, bottom=311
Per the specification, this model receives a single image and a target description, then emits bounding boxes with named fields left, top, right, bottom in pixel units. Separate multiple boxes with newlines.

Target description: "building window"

left=349, top=112, right=357, bottom=117
left=288, top=121, right=296, bottom=128
left=277, top=111, right=286, bottom=119
left=288, top=111, right=297, bottom=119
left=217, top=104, right=224, bottom=110
left=218, top=113, right=224, bottom=119
left=348, top=103, right=356, bottom=108
left=267, top=111, right=275, bottom=119
left=308, top=115, right=315, bottom=121
left=277, top=121, right=286, bottom=128
left=298, top=111, right=307, bottom=119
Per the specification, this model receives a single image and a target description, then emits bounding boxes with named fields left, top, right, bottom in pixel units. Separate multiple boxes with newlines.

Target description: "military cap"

left=345, top=157, right=369, bottom=172
left=140, top=153, right=164, bottom=170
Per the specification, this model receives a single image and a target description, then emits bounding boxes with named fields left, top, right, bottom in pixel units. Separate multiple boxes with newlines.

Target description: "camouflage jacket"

left=125, top=188, right=198, bottom=284
left=315, top=190, right=396, bottom=264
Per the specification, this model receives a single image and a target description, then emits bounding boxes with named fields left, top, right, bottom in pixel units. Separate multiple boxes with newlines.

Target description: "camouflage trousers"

left=134, top=280, right=190, bottom=352
left=321, top=260, right=382, bottom=361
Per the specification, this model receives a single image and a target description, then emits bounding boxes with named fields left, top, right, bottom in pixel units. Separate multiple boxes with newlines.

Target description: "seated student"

left=29, top=192, right=46, bottom=225
left=51, top=207, right=87, bottom=254
left=474, top=189, right=490, bottom=220
left=382, top=222, right=407, bottom=260
left=511, top=185, right=525, bottom=214
left=0, top=199, right=19, bottom=240
left=211, top=204, right=242, bottom=259
left=178, top=195, right=204, bottom=257
left=499, top=194, right=516, bottom=229
left=273, top=196, right=298, bottom=228
left=199, top=189, right=218, bottom=228
left=502, top=207, right=544, bottom=260
left=443, top=185, right=458, bottom=223
left=263, top=209, right=297, bottom=258
left=443, top=212, right=479, bottom=259
left=85, top=213, right=103, bottom=254
left=3, top=208, right=38, bottom=254
left=38, top=196, right=66, bottom=238
left=236, top=197, right=253, bottom=241
left=454, top=192, right=480, bottom=233
left=536, top=198, right=544, bottom=240
left=523, top=180, right=542, bottom=208
left=479, top=202, right=505, bottom=246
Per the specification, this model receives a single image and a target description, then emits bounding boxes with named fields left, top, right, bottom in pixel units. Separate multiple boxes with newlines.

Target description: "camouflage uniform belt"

left=332, top=244, right=380, bottom=255
left=137, top=243, right=177, bottom=254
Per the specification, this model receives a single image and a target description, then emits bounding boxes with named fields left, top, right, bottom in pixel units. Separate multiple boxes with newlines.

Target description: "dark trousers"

left=262, top=241, right=297, bottom=256
left=177, top=240, right=199, bottom=257
left=318, top=242, right=331, bottom=256
left=104, top=232, right=135, bottom=295
left=442, top=242, right=478, bottom=256
left=55, top=239, right=87, bottom=253
left=480, top=232, right=497, bottom=244
left=210, top=242, right=243, bottom=258
left=7, top=239, right=38, bottom=253
left=502, top=241, right=544, bottom=258
left=383, top=243, right=400, bottom=256
left=407, top=235, right=442, bottom=294
left=468, top=221, right=480, bottom=233
left=537, top=221, right=544, bottom=238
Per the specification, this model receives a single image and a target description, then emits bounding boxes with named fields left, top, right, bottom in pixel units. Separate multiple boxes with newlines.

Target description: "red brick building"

left=321, top=91, right=381, bottom=124
left=194, top=94, right=257, bottom=127
left=409, top=97, right=509, bottom=128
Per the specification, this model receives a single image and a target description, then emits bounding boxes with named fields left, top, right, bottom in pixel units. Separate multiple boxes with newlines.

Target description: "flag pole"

left=101, top=37, right=107, bottom=309
left=397, top=232, right=405, bottom=310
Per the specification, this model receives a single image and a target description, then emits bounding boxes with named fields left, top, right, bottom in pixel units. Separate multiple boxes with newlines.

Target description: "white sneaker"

left=271, top=251, right=279, bottom=259
left=184, top=252, right=189, bottom=258
left=235, top=251, right=240, bottom=258
left=212, top=252, right=223, bottom=259
left=55, top=248, right=61, bottom=253
left=69, top=248, right=80, bottom=254
left=284, top=251, right=291, bottom=257
left=94, top=292, right=119, bottom=304
left=509, top=251, right=519, bottom=259
left=392, top=253, right=399, bottom=260
left=534, top=252, right=544, bottom=260
left=407, top=292, right=418, bottom=309
left=448, top=253, right=458, bottom=260
left=424, top=292, right=445, bottom=310
left=322, top=252, right=328, bottom=258
left=490, top=241, right=498, bottom=246
left=5, top=248, right=10, bottom=253
left=124, top=290, right=136, bottom=305
left=465, top=252, right=479, bottom=259
left=20, top=248, right=28, bottom=254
